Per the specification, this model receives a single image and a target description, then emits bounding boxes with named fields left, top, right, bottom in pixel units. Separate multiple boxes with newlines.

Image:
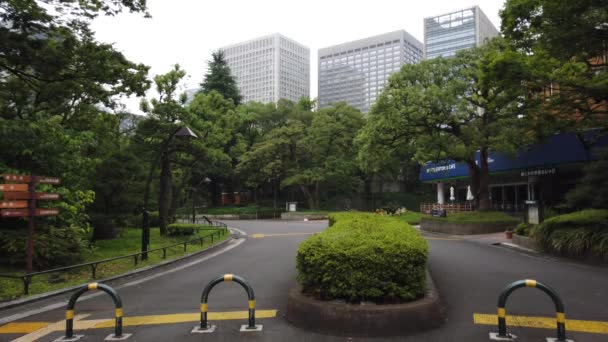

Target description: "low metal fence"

left=420, top=202, right=475, bottom=214
left=0, top=222, right=229, bottom=296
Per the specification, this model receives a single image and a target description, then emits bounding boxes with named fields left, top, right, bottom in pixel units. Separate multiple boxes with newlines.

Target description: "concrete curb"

left=499, top=242, right=539, bottom=254
left=280, top=212, right=329, bottom=221
left=285, top=270, right=444, bottom=337
left=0, top=231, right=234, bottom=311
left=421, top=218, right=517, bottom=235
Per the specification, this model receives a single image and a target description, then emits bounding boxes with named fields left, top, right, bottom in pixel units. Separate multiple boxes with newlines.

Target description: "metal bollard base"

left=53, top=335, right=84, bottom=342
left=191, top=324, right=216, bottom=333
left=546, top=338, right=574, bottom=342
left=490, top=332, right=517, bottom=341
left=105, top=333, right=132, bottom=340
left=240, top=324, right=263, bottom=332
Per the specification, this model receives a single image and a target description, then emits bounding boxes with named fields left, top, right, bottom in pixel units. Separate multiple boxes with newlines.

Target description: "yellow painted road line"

left=0, top=322, right=50, bottom=333
left=251, top=232, right=317, bottom=239
left=94, top=309, right=278, bottom=328
left=1, top=310, right=278, bottom=340
left=474, top=313, right=608, bottom=334
left=11, top=313, right=91, bottom=342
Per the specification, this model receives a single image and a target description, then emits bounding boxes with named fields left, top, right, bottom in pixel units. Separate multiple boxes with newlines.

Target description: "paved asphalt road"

left=1, top=219, right=607, bottom=342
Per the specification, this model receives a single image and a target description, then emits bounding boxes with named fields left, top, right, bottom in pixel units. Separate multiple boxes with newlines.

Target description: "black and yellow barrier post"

left=491, top=279, right=571, bottom=342
left=192, top=273, right=262, bottom=333
left=57, top=283, right=130, bottom=341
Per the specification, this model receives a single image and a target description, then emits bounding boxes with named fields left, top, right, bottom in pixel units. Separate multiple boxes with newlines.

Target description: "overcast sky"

left=91, top=0, right=506, bottom=113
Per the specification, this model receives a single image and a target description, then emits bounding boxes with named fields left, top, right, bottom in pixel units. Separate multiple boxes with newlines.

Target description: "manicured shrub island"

left=532, top=209, right=608, bottom=260
left=296, top=212, right=428, bottom=303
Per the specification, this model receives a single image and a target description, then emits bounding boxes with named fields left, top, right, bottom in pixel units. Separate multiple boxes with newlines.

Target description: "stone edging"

left=0, top=233, right=234, bottom=311
left=285, top=270, right=444, bottom=337
left=421, top=218, right=517, bottom=235
left=511, top=234, right=540, bottom=251
left=280, top=212, right=329, bottom=220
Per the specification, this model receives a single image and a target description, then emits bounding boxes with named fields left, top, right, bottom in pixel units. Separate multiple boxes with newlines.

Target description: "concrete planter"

left=421, top=218, right=517, bottom=235
left=286, top=271, right=444, bottom=337
left=512, top=234, right=539, bottom=251
left=281, top=212, right=328, bottom=221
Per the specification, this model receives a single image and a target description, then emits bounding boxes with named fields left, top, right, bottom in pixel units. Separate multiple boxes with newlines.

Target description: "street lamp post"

left=141, top=126, right=198, bottom=261
left=190, top=187, right=197, bottom=224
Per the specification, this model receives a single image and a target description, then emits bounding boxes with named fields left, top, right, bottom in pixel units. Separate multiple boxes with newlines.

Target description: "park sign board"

left=0, top=201, right=28, bottom=209
left=1, top=208, right=60, bottom=217
left=2, top=192, right=60, bottom=200
left=0, top=173, right=61, bottom=273
left=0, top=184, right=28, bottom=192
left=1, top=174, right=61, bottom=184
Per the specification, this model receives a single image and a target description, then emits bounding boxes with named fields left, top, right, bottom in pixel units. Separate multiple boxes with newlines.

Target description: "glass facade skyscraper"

left=424, top=6, right=499, bottom=59
left=222, top=33, right=310, bottom=104
left=318, top=30, right=423, bottom=113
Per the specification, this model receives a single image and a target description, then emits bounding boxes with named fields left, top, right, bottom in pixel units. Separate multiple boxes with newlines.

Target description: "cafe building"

left=419, top=131, right=608, bottom=214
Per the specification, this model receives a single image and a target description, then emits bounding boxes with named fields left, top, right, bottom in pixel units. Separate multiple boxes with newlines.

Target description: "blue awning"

left=420, top=131, right=608, bottom=182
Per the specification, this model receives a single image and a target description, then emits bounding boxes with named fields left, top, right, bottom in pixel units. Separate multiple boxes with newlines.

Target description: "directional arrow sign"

left=1, top=208, right=59, bottom=217
left=0, top=201, right=28, bottom=209
left=38, top=177, right=61, bottom=185
left=0, top=184, right=28, bottom=192
left=2, top=192, right=61, bottom=200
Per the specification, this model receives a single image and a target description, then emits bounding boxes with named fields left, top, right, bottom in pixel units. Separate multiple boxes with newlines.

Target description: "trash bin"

left=286, top=202, right=297, bottom=212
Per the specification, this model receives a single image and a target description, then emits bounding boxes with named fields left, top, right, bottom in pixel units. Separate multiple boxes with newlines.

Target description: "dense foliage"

left=296, top=212, right=428, bottom=303
left=564, top=150, right=608, bottom=210
left=532, top=210, right=608, bottom=260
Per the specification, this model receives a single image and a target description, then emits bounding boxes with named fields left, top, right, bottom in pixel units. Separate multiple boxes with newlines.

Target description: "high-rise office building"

left=221, top=33, right=310, bottom=104
left=318, top=30, right=423, bottom=113
left=424, top=5, right=499, bottom=59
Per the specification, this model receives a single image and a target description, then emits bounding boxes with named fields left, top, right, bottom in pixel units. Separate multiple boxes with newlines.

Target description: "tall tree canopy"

left=500, top=0, right=608, bottom=135
left=199, top=50, right=242, bottom=106
left=358, top=40, right=531, bottom=210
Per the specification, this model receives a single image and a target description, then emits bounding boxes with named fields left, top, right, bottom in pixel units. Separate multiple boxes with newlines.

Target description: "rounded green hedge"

left=296, top=212, right=428, bottom=304
left=532, top=209, right=608, bottom=260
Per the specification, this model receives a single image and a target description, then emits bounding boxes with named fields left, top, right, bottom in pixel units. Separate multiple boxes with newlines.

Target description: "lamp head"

left=175, top=126, right=198, bottom=139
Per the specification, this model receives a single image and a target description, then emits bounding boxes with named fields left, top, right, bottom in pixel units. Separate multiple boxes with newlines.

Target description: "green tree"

left=565, top=149, right=608, bottom=210
left=237, top=102, right=364, bottom=209
left=138, top=65, right=192, bottom=235
left=359, top=40, right=530, bottom=210
left=0, top=0, right=151, bottom=268
left=199, top=50, right=242, bottom=106
left=185, top=91, right=239, bottom=206
left=500, top=0, right=608, bottom=134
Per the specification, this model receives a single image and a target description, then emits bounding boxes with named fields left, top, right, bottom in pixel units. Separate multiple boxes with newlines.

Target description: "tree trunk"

left=159, top=152, right=172, bottom=235
left=466, top=160, right=481, bottom=209
left=299, top=184, right=315, bottom=210
left=210, top=178, right=220, bottom=206
left=478, top=147, right=492, bottom=211
left=313, top=182, right=320, bottom=210
left=273, top=179, right=278, bottom=210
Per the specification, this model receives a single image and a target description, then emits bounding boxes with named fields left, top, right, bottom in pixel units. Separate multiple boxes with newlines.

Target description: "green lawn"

left=397, top=211, right=424, bottom=225
left=0, top=227, right=229, bottom=302
left=424, top=211, right=520, bottom=223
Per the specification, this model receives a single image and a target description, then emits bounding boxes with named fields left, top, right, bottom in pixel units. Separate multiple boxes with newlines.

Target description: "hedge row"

left=166, top=223, right=208, bottom=236
left=532, top=209, right=608, bottom=260
left=296, top=212, right=428, bottom=304
left=425, top=211, right=520, bottom=224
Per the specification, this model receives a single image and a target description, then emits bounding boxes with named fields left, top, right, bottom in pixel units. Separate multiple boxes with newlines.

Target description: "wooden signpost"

left=0, top=174, right=61, bottom=273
